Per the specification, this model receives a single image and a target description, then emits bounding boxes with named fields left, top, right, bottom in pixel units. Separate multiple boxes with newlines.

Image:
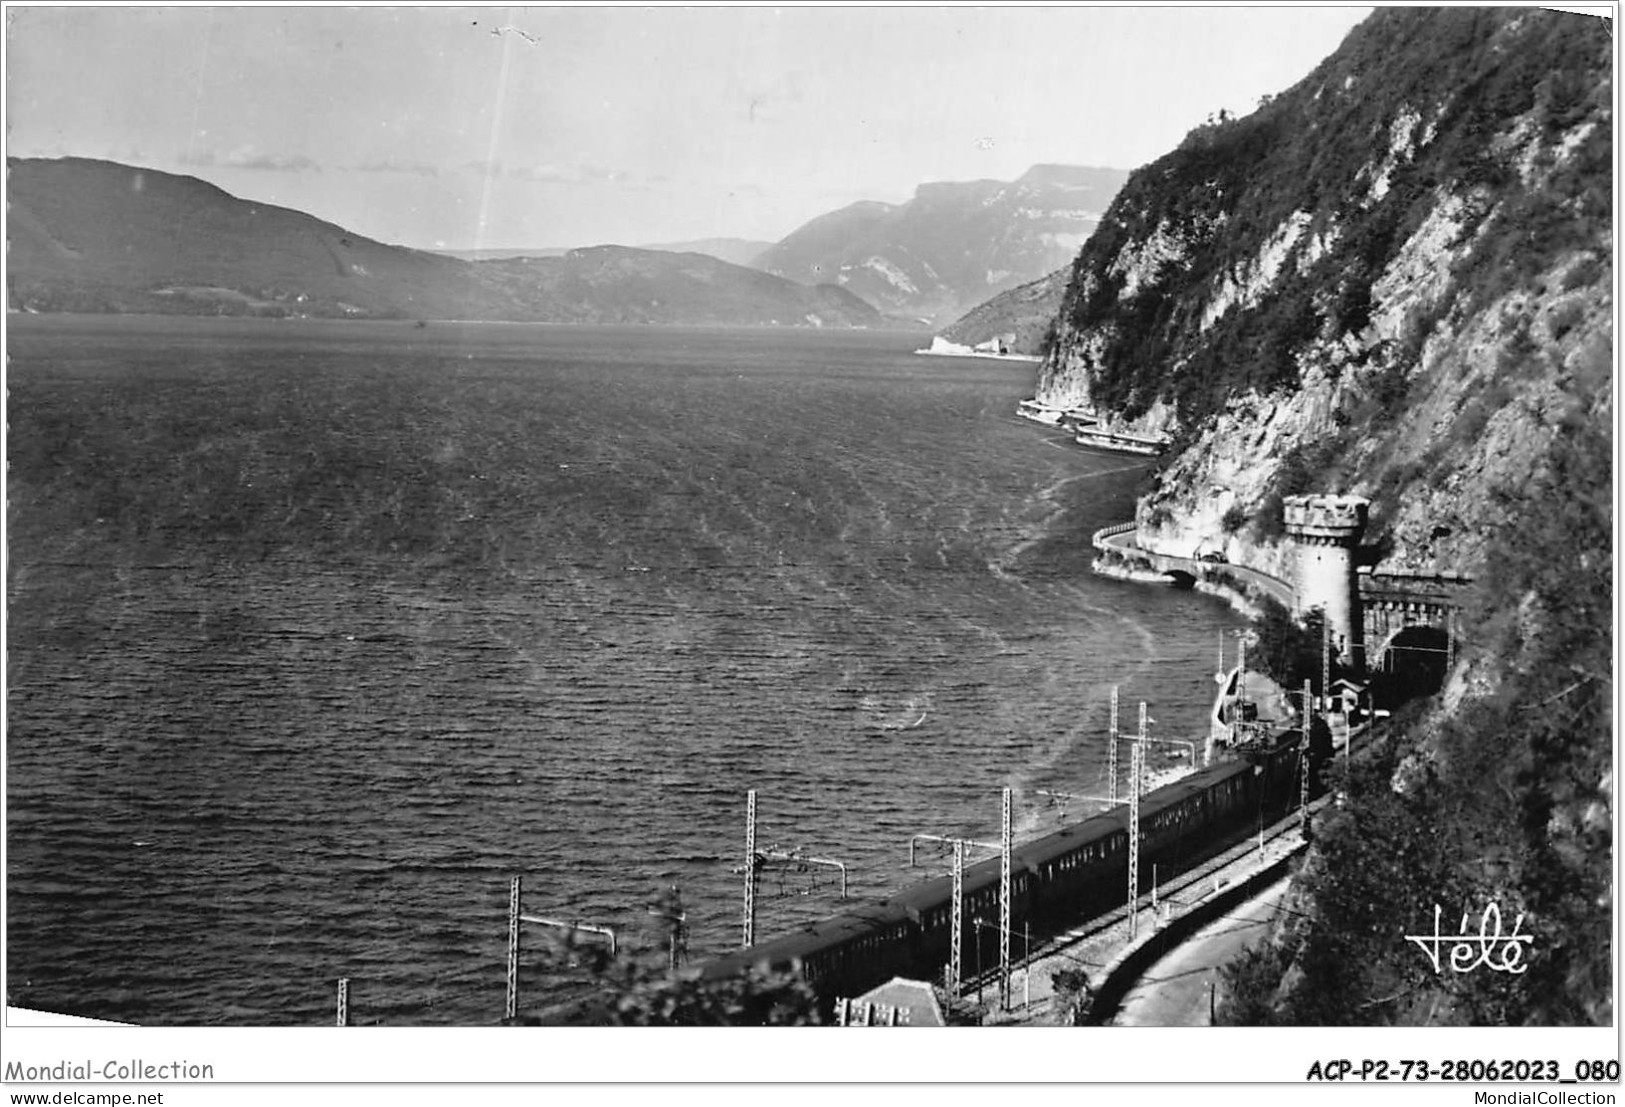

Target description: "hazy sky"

left=6, top=5, right=1375, bottom=251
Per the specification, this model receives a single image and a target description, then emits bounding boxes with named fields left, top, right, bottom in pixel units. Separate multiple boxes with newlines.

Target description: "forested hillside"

left=938, top=267, right=1069, bottom=356
left=7, top=158, right=880, bottom=328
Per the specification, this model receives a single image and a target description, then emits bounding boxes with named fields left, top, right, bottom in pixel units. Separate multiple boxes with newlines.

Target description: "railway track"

left=961, top=726, right=1381, bottom=1024
left=954, top=798, right=1319, bottom=1021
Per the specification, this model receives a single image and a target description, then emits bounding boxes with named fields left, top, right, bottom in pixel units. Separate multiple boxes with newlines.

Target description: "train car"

left=1008, top=808, right=1131, bottom=930
left=696, top=899, right=914, bottom=1000
left=698, top=736, right=1310, bottom=1007
left=886, top=851, right=1008, bottom=984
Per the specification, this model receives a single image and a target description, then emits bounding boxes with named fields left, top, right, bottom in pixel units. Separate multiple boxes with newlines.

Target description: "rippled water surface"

left=7, top=316, right=1246, bottom=1024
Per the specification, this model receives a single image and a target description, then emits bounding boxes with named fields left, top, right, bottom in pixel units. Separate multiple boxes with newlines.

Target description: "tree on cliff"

left=1250, top=602, right=1340, bottom=694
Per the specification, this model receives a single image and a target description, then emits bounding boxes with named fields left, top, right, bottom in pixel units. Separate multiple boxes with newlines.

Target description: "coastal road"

left=1097, top=528, right=1297, bottom=609
left=977, top=803, right=1313, bottom=1026
left=1110, top=878, right=1291, bottom=1026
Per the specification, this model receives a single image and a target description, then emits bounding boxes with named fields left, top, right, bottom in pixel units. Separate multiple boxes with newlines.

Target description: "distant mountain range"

left=6, top=158, right=878, bottom=328
left=639, top=238, right=777, bottom=267
left=434, top=246, right=573, bottom=261
left=434, top=239, right=776, bottom=267
left=467, top=245, right=880, bottom=327
left=753, top=164, right=1129, bottom=327
left=8, top=157, right=1129, bottom=332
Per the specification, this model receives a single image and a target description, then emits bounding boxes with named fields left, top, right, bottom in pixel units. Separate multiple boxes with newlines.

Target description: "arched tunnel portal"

left=1369, top=624, right=1453, bottom=700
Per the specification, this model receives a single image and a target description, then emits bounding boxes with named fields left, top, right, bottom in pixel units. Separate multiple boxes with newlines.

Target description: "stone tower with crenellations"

left=1283, top=494, right=1369, bottom=668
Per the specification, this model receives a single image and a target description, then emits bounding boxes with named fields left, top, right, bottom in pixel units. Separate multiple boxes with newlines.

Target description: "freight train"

left=697, top=733, right=1308, bottom=1004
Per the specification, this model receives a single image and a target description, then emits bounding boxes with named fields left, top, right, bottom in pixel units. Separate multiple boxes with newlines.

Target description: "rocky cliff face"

left=1034, top=8, right=1611, bottom=582
left=1033, top=7, right=1613, bottom=1027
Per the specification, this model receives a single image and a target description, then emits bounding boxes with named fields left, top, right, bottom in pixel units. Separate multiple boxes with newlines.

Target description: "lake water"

left=5, top=315, right=1245, bottom=1025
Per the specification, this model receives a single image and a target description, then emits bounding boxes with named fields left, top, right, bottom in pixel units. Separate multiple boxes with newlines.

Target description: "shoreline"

left=6, top=310, right=918, bottom=334
left=1192, top=578, right=1266, bottom=620
left=1090, top=557, right=1265, bottom=621
left=915, top=347, right=1042, bottom=363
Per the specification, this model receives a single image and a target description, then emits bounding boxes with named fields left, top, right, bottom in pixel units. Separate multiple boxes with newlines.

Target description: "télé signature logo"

left=1405, top=902, right=1532, bottom=974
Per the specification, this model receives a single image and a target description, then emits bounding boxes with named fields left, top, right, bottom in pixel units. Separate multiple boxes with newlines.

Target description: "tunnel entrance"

left=1370, top=624, right=1452, bottom=702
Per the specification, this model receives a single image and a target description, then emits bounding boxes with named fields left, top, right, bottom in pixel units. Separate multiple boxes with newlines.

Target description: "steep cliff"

left=1036, top=8, right=1610, bottom=580
left=1034, top=8, right=1611, bottom=1027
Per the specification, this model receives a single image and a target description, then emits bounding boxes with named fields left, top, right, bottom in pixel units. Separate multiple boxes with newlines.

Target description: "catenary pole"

left=1108, top=685, right=1120, bottom=804
left=1128, top=706, right=1145, bottom=939
left=949, top=839, right=964, bottom=997
left=1000, top=786, right=1012, bottom=1009
left=1302, top=679, right=1313, bottom=837
left=505, top=876, right=520, bottom=1022
left=742, top=790, right=757, bottom=948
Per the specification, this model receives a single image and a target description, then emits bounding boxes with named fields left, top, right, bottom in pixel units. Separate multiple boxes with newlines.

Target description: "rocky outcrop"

left=937, top=266, right=1069, bottom=356
left=1037, top=6, right=1613, bottom=1028
left=1033, top=8, right=1611, bottom=586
